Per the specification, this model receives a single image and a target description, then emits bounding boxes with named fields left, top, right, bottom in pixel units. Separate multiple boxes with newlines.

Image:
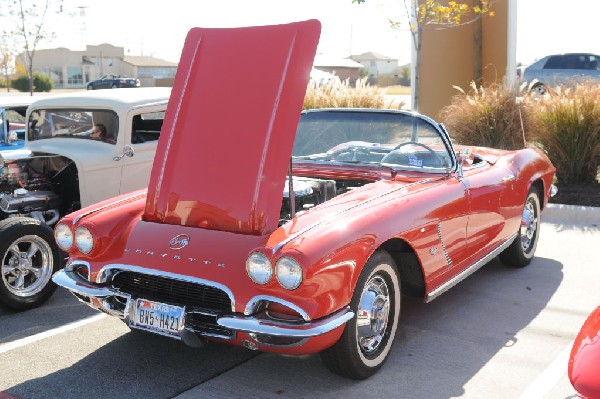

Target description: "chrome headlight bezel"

left=246, top=252, right=272, bottom=285
left=54, top=223, right=73, bottom=251
left=74, top=225, right=94, bottom=254
left=275, top=256, right=303, bottom=290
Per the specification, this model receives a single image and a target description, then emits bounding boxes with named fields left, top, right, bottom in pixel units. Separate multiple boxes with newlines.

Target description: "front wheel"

left=87, top=84, right=94, bottom=90
left=0, top=217, right=62, bottom=311
left=320, top=250, right=401, bottom=379
left=499, top=187, right=541, bottom=267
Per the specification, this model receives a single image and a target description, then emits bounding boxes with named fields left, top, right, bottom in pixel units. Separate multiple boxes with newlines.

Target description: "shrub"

left=438, top=82, right=529, bottom=150
left=11, top=73, right=53, bottom=92
left=529, top=84, right=600, bottom=184
left=303, top=78, right=402, bottom=110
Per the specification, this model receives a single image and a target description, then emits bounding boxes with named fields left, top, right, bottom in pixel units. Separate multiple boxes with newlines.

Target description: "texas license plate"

left=132, top=299, right=184, bottom=336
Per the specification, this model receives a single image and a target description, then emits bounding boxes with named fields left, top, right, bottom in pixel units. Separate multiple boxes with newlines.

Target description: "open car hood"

left=143, top=20, right=321, bottom=235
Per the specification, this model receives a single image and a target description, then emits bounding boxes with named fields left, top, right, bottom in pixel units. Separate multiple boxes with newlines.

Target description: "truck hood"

left=143, top=20, right=321, bottom=236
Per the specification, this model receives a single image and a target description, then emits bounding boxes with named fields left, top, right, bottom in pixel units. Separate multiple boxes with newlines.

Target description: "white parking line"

left=518, top=342, right=573, bottom=399
left=0, top=313, right=106, bottom=354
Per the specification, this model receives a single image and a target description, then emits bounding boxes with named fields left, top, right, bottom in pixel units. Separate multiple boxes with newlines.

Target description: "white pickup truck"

left=0, top=88, right=169, bottom=310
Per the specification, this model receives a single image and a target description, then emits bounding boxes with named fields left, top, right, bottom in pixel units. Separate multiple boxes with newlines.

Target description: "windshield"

left=28, top=109, right=119, bottom=144
left=293, top=110, right=453, bottom=171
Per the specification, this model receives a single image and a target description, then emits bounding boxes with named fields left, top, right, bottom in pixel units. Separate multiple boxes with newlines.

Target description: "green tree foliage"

left=11, top=72, right=53, bottom=92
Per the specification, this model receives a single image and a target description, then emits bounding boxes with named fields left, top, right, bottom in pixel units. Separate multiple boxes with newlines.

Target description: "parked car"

left=523, top=53, right=600, bottom=93
left=86, top=75, right=141, bottom=90
left=0, top=96, right=40, bottom=150
left=569, top=305, right=600, bottom=398
left=0, top=87, right=170, bottom=311
left=53, top=20, right=556, bottom=380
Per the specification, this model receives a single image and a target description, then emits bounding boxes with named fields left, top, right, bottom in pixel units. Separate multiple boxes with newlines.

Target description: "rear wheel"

left=499, top=187, right=541, bottom=267
left=111, top=83, right=118, bottom=89
left=0, top=217, right=62, bottom=311
left=87, top=84, right=94, bottom=90
left=320, top=250, right=401, bottom=379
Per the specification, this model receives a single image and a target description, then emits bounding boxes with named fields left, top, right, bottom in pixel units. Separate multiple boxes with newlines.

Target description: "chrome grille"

left=111, top=271, right=231, bottom=312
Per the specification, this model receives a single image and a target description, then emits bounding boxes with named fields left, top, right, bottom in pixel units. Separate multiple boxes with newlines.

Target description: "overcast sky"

left=37, top=0, right=600, bottom=66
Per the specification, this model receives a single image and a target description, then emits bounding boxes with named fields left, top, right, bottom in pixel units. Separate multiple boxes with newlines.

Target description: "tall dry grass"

left=439, top=81, right=600, bottom=184
left=438, top=82, right=529, bottom=150
left=529, top=84, right=600, bottom=184
left=303, top=78, right=402, bottom=110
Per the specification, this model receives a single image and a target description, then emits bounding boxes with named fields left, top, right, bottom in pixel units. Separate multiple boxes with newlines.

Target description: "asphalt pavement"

left=0, top=205, right=598, bottom=399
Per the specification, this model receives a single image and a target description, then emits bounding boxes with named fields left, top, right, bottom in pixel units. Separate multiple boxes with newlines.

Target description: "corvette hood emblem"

left=169, top=234, right=190, bottom=250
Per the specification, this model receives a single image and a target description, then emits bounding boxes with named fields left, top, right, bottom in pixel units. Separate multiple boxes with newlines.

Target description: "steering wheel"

left=384, top=141, right=445, bottom=167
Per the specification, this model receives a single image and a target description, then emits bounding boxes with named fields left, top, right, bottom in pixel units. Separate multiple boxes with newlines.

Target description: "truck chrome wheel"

left=1, top=235, right=53, bottom=297
left=356, top=275, right=390, bottom=354
left=0, top=217, right=61, bottom=311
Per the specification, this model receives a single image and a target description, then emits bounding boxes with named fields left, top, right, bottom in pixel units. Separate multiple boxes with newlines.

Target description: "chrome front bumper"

left=52, top=268, right=354, bottom=344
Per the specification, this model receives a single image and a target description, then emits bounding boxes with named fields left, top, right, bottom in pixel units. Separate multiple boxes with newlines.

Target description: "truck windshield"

left=28, top=109, right=119, bottom=144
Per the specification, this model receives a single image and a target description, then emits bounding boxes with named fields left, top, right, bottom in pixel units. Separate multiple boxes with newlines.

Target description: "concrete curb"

left=543, top=203, right=600, bottom=226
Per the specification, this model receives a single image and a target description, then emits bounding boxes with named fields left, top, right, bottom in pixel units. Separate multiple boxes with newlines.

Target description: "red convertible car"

left=569, top=306, right=600, bottom=398
left=52, top=20, right=556, bottom=379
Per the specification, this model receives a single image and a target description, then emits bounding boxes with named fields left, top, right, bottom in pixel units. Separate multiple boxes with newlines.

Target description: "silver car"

left=523, top=53, right=600, bottom=92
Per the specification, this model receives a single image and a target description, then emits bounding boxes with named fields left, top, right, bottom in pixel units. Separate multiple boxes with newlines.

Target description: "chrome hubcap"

left=356, top=275, right=391, bottom=354
left=520, top=198, right=538, bottom=253
left=1, top=235, right=53, bottom=297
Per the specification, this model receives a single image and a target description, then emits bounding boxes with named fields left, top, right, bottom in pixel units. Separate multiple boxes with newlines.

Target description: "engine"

left=280, top=176, right=368, bottom=224
left=0, top=151, right=78, bottom=225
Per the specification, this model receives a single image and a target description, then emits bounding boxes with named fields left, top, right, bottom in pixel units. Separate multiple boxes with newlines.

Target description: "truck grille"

left=111, top=271, right=232, bottom=312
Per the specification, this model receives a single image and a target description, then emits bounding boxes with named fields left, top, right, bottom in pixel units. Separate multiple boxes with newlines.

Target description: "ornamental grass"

left=303, top=78, right=402, bottom=110
left=438, top=81, right=529, bottom=151
left=528, top=84, right=600, bottom=184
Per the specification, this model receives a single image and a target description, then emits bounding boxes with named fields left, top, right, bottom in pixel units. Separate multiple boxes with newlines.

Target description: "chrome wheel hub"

left=520, top=199, right=538, bottom=253
left=356, top=275, right=391, bottom=354
left=1, top=235, right=53, bottom=297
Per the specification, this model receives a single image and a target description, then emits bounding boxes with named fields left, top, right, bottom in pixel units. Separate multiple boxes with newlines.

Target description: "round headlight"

left=75, top=226, right=94, bottom=254
left=246, top=252, right=272, bottom=285
left=275, top=257, right=303, bottom=290
left=54, top=223, right=73, bottom=251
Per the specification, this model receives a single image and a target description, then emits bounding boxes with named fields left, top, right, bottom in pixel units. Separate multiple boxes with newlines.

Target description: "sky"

left=35, top=0, right=600, bottom=67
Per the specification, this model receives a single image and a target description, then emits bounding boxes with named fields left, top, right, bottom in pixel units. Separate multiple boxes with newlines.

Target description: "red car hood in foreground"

left=144, top=21, right=321, bottom=236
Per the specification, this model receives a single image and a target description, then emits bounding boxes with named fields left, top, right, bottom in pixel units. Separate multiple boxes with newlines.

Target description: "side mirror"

left=456, top=149, right=473, bottom=179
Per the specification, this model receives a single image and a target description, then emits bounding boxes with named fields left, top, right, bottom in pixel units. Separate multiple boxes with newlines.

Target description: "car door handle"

left=113, top=145, right=134, bottom=161
left=502, top=174, right=515, bottom=182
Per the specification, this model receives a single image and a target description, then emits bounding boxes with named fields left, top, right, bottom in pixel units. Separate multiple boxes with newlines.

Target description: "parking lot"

left=1, top=207, right=598, bottom=399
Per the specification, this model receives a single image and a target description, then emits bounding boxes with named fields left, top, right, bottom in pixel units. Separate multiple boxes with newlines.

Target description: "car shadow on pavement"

left=4, top=257, right=563, bottom=399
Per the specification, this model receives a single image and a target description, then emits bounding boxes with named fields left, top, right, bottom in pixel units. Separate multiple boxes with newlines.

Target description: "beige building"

left=22, top=44, right=178, bottom=89
left=418, top=0, right=515, bottom=117
left=350, top=52, right=400, bottom=85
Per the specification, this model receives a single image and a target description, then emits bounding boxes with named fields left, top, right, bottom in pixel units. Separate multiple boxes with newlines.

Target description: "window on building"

left=67, top=67, right=83, bottom=84
left=40, top=67, right=63, bottom=86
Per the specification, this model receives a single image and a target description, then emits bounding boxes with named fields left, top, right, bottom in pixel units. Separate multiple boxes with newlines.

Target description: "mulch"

left=548, top=183, right=600, bottom=207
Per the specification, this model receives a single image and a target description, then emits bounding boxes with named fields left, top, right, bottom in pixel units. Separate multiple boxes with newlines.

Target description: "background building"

left=20, top=44, right=178, bottom=89
left=350, top=51, right=400, bottom=85
left=313, top=55, right=363, bottom=85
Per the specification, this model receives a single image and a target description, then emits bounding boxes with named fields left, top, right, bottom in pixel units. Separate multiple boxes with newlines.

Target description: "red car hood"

left=144, top=20, right=321, bottom=236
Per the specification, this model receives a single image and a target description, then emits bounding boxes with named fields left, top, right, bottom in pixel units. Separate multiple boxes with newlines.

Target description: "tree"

left=2, top=0, right=63, bottom=95
left=0, top=33, right=20, bottom=92
left=353, top=0, right=494, bottom=111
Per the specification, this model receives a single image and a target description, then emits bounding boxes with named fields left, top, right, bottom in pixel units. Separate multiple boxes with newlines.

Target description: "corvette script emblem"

left=169, top=234, right=190, bottom=250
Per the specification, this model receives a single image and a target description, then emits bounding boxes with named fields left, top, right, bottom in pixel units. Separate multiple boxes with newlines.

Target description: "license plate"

left=132, top=299, right=184, bottom=336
